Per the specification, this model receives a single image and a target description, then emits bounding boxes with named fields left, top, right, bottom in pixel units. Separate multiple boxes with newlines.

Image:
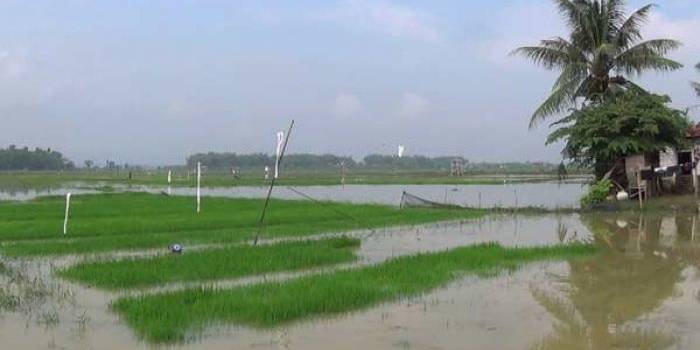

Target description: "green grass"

left=0, top=192, right=485, bottom=256
left=112, top=242, right=597, bottom=343
left=58, top=237, right=360, bottom=290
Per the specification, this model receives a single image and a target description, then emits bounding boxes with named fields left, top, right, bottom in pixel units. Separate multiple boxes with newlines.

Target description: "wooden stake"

left=196, top=162, right=201, bottom=213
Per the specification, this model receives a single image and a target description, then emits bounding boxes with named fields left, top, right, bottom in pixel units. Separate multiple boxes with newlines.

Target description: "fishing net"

left=399, top=191, right=463, bottom=209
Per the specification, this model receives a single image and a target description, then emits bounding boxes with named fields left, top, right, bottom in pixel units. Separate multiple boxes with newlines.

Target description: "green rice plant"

left=59, top=237, right=360, bottom=290
left=0, top=193, right=484, bottom=256
left=112, top=242, right=597, bottom=343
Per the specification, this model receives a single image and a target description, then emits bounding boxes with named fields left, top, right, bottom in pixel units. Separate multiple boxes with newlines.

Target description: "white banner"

left=275, top=131, right=284, bottom=179
left=63, top=193, right=72, bottom=235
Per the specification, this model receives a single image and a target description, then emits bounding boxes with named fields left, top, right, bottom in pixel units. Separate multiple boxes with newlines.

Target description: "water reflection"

left=531, top=213, right=700, bottom=350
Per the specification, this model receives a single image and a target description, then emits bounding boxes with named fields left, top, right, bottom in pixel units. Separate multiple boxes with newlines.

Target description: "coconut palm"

left=513, top=0, right=683, bottom=128
left=693, top=62, right=700, bottom=97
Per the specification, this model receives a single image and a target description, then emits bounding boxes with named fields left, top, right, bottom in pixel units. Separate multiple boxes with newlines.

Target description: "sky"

left=1, top=0, right=699, bottom=166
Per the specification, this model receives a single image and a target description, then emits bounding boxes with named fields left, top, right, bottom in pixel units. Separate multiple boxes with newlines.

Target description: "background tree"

left=547, top=90, right=690, bottom=179
left=84, top=160, right=94, bottom=169
left=513, top=0, right=683, bottom=127
left=0, top=146, right=73, bottom=170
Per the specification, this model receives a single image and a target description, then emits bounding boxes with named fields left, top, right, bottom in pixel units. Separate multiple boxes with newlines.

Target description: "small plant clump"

left=580, top=179, right=612, bottom=208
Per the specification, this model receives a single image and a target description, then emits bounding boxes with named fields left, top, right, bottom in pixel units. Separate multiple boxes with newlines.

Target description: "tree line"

left=0, top=145, right=74, bottom=170
left=186, top=152, right=570, bottom=173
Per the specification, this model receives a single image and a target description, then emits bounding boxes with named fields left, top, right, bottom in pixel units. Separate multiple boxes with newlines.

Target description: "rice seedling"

left=0, top=193, right=484, bottom=256
left=112, top=242, right=597, bottom=343
left=58, top=237, right=360, bottom=290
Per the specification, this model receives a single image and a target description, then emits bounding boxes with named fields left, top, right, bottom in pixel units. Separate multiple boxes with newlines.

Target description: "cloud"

left=399, top=92, right=430, bottom=118
left=644, top=12, right=700, bottom=53
left=317, top=0, right=441, bottom=42
left=474, top=1, right=565, bottom=66
left=0, top=50, right=29, bottom=79
left=332, top=93, right=363, bottom=118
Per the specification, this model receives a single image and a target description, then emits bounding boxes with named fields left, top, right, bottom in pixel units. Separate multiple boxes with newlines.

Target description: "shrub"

left=580, top=179, right=612, bottom=208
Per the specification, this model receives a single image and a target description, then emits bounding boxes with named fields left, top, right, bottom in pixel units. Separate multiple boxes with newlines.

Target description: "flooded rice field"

left=3, top=212, right=700, bottom=349
left=0, top=181, right=587, bottom=209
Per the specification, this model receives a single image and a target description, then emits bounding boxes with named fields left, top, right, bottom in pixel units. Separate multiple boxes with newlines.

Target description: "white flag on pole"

left=398, top=145, right=405, bottom=158
left=63, top=193, right=72, bottom=235
left=275, top=131, right=284, bottom=179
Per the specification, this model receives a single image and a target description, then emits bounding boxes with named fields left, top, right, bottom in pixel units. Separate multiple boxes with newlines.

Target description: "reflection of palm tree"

left=531, top=289, right=676, bottom=350
left=530, top=214, right=683, bottom=349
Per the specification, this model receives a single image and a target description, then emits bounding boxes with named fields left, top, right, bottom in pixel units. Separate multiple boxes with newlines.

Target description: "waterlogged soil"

left=3, top=213, right=700, bottom=349
left=0, top=181, right=586, bottom=209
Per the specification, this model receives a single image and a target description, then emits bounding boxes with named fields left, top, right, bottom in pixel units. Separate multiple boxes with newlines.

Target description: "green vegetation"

left=186, top=152, right=582, bottom=175
left=0, top=146, right=74, bottom=170
left=548, top=91, right=690, bottom=178
left=580, top=179, right=612, bottom=208
left=59, top=237, right=360, bottom=290
left=513, top=0, right=682, bottom=127
left=187, top=152, right=356, bottom=170
left=112, top=242, right=597, bottom=343
left=0, top=192, right=485, bottom=256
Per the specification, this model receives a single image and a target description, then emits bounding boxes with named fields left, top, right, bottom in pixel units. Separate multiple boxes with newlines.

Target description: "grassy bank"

left=59, top=237, right=360, bottom=290
left=0, top=192, right=485, bottom=256
left=112, top=242, right=597, bottom=343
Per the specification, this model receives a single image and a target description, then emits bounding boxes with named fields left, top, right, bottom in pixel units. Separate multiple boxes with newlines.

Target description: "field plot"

left=112, top=242, right=596, bottom=343
left=0, top=192, right=484, bottom=256
left=59, top=237, right=360, bottom=290
left=0, top=192, right=598, bottom=347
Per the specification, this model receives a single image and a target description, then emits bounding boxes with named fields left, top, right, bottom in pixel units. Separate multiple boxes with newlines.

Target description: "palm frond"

left=621, top=39, right=682, bottom=56
left=692, top=82, right=700, bottom=97
left=511, top=46, right=570, bottom=70
left=530, top=64, right=587, bottom=128
left=615, top=4, right=654, bottom=48
left=616, top=55, right=683, bottom=76
left=554, top=0, right=588, bottom=33
left=614, top=39, right=683, bottom=75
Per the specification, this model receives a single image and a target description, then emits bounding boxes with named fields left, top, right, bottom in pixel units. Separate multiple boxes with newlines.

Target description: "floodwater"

left=0, top=181, right=587, bottom=209
left=3, top=212, right=700, bottom=349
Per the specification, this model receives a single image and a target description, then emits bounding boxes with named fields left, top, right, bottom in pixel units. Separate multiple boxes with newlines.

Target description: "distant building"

left=450, top=159, right=464, bottom=177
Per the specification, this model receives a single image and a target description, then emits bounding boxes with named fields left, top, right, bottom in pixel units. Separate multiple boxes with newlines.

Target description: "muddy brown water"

left=3, top=212, right=700, bottom=349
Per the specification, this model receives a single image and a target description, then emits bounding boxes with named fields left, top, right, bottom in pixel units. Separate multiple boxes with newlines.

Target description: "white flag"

left=275, top=131, right=284, bottom=179
left=63, top=193, right=72, bottom=235
left=398, top=145, right=405, bottom=158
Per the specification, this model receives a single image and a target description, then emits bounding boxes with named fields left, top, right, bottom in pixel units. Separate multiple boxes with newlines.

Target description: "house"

left=622, top=123, right=700, bottom=197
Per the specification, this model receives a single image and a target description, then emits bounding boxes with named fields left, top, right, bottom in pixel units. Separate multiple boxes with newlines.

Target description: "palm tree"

left=513, top=0, right=683, bottom=128
left=693, top=62, right=700, bottom=97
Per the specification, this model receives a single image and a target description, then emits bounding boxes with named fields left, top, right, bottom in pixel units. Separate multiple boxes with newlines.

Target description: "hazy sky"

left=1, top=0, right=699, bottom=165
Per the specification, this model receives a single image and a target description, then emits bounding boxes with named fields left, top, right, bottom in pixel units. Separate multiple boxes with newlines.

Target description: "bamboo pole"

left=254, top=120, right=295, bottom=245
